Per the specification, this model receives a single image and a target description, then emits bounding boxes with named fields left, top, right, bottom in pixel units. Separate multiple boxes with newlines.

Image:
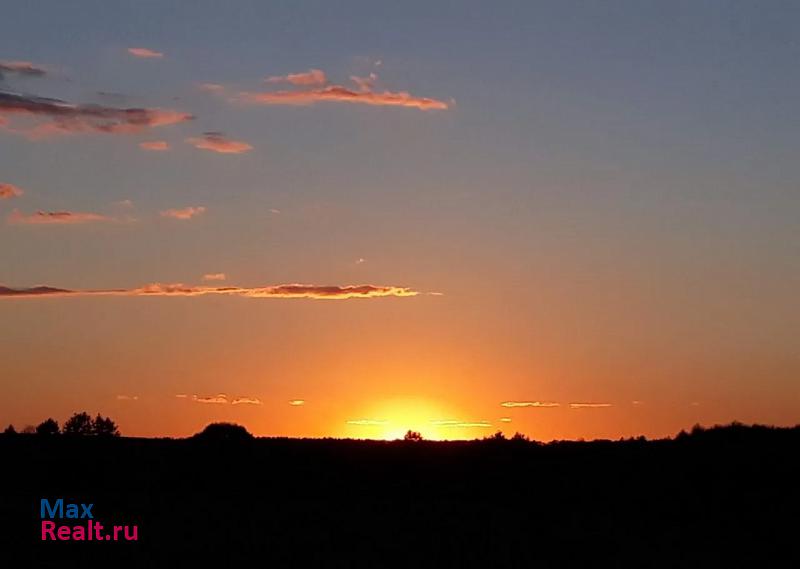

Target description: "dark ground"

left=0, top=423, right=798, bottom=568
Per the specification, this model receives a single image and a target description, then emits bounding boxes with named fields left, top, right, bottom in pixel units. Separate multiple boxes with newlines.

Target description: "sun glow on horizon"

left=341, top=398, right=493, bottom=441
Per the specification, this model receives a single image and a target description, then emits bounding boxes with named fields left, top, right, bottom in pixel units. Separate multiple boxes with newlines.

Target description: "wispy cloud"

left=0, top=90, right=192, bottom=138
left=198, top=83, right=225, bottom=92
left=175, top=394, right=188, bottom=399
left=127, top=47, right=164, bottom=59
left=192, top=394, right=228, bottom=404
left=240, top=85, right=449, bottom=111
left=202, top=273, right=227, bottom=281
left=160, top=206, right=206, bottom=220
left=116, top=395, right=139, bottom=401
left=430, top=420, right=492, bottom=428
left=350, top=73, right=377, bottom=92
left=500, top=401, right=560, bottom=408
left=231, top=397, right=262, bottom=405
left=139, top=140, right=170, bottom=151
left=185, top=131, right=253, bottom=154
left=8, top=209, right=113, bottom=225
left=240, top=73, right=449, bottom=111
left=0, top=282, right=424, bottom=300
left=499, top=417, right=512, bottom=423
left=289, top=399, right=306, bottom=406
left=266, top=69, right=327, bottom=86
left=346, top=419, right=387, bottom=426
left=0, top=60, right=48, bottom=79
left=0, top=182, right=23, bottom=199
left=569, top=403, right=613, bottom=409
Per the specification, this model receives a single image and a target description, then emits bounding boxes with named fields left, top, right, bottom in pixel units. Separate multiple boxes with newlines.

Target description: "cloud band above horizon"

left=0, top=282, right=424, bottom=300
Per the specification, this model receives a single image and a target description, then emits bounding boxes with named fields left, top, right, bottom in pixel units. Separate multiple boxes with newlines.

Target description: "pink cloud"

left=239, top=84, right=449, bottom=111
left=0, top=183, right=23, bottom=199
left=139, top=140, right=170, bottom=151
left=266, top=69, right=327, bottom=86
left=8, top=209, right=113, bottom=225
left=127, top=47, right=164, bottom=59
left=185, top=132, right=253, bottom=154
left=160, top=206, right=206, bottom=220
left=350, top=73, right=378, bottom=92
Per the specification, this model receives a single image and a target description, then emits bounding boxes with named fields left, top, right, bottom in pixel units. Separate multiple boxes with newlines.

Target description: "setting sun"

left=342, top=398, right=492, bottom=440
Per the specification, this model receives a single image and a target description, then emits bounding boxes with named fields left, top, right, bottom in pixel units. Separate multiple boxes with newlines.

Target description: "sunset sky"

left=1, top=2, right=798, bottom=440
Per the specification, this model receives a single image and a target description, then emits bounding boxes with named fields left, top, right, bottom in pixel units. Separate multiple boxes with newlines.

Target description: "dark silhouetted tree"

left=194, top=422, right=253, bottom=442
left=92, top=414, right=120, bottom=437
left=3, top=424, right=16, bottom=435
left=21, top=425, right=36, bottom=435
left=485, top=430, right=506, bottom=441
left=511, top=432, right=529, bottom=442
left=63, top=412, right=94, bottom=436
left=36, top=418, right=60, bottom=436
left=403, top=430, right=423, bottom=441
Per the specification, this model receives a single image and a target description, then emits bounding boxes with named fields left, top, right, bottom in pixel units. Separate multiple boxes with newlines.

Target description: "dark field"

left=1, top=424, right=798, bottom=568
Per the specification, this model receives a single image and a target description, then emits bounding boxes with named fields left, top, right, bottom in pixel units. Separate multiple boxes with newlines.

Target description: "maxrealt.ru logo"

left=40, top=499, right=138, bottom=541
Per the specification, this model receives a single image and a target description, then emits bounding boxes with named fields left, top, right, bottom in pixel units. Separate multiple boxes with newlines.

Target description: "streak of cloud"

left=239, top=84, right=449, bottom=111
left=0, top=283, right=424, bottom=300
left=289, top=399, right=306, bottom=406
left=192, top=394, right=228, bottom=404
left=500, top=401, right=560, bottom=408
left=8, top=209, right=113, bottom=225
left=266, top=69, right=327, bottom=86
left=0, top=60, right=47, bottom=79
left=346, top=419, right=387, bottom=426
left=185, top=131, right=253, bottom=154
left=0, top=90, right=192, bottom=138
left=127, top=47, right=164, bottom=59
left=0, top=182, right=23, bottom=199
left=430, top=420, right=492, bottom=428
left=569, top=403, right=613, bottom=409
left=116, top=395, right=139, bottom=401
left=139, top=140, right=170, bottom=151
left=160, top=206, right=206, bottom=220
left=202, top=273, right=226, bottom=281
left=231, top=397, right=262, bottom=405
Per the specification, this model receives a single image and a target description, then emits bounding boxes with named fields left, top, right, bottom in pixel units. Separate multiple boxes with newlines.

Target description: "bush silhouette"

left=36, top=418, right=60, bottom=436
left=194, top=422, right=253, bottom=442
left=3, top=424, right=16, bottom=435
left=63, top=412, right=94, bottom=436
left=403, top=430, right=423, bottom=441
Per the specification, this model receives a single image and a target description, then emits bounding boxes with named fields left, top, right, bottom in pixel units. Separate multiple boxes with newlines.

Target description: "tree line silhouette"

left=3, top=411, right=120, bottom=437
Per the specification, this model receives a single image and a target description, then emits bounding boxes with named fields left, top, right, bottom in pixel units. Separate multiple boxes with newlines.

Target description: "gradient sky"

left=1, top=1, right=798, bottom=440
